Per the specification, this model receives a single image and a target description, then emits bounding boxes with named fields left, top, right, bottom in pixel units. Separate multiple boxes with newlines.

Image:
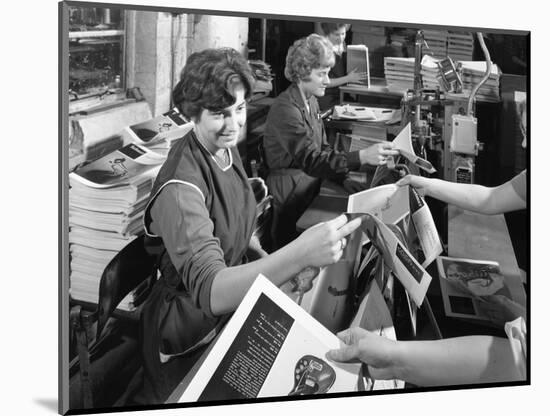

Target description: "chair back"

left=96, top=234, right=157, bottom=339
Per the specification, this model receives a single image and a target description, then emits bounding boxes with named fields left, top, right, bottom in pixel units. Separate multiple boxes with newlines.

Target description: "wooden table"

left=447, top=206, right=526, bottom=306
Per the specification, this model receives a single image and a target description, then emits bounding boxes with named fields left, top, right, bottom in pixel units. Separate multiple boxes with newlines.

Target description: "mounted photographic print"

left=59, top=0, right=529, bottom=414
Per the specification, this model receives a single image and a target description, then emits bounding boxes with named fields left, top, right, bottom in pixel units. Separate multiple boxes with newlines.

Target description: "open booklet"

left=357, top=212, right=433, bottom=307
left=347, top=184, right=443, bottom=268
left=123, top=107, right=193, bottom=150
left=294, top=185, right=440, bottom=339
left=391, top=123, right=436, bottom=174
left=69, top=143, right=166, bottom=189
left=180, top=274, right=362, bottom=402
left=70, top=107, right=194, bottom=189
left=436, top=256, right=517, bottom=325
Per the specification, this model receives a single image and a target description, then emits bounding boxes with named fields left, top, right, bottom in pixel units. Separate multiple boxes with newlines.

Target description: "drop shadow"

left=34, top=398, right=58, bottom=413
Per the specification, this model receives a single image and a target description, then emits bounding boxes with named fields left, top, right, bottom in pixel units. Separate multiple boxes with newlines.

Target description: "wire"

left=467, top=33, right=493, bottom=116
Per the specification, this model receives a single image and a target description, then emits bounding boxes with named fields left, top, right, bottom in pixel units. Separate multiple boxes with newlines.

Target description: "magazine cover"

left=436, top=256, right=514, bottom=323
left=179, top=275, right=362, bottom=401
left=69, top=143, right=165, bottom=188
left=124, top=108, right=193, bottom=150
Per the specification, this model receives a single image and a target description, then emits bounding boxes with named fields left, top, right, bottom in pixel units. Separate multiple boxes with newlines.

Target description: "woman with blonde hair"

left=264, top=34, right=397, bottom=248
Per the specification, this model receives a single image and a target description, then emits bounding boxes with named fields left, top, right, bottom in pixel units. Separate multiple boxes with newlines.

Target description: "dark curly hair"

left=284, top=34, right=335, bottom=83
left=320, top=22, right=350, bottom=36
left=172, top=48, right=254, bottom=120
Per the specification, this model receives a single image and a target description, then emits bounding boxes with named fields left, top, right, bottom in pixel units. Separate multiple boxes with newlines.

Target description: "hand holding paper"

left=358, top=141, right=399, bottom=166
left=293, top=214, right=362, bottom=267
left=396, top=174, right=429, bottom=197
left=327, top=327, right=399, bottom=381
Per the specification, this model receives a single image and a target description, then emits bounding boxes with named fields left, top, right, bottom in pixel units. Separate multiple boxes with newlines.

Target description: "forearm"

left=210, top=241, right=307, bottom=315
left=293, top=135, right=361, bottom=179
left=424, top=178, right=525, bottom=214
left=424, top=178, right=496, bottom=214
left=392, top=336, right=522, bottom=386
left=327, top=75, right=348, bottom=88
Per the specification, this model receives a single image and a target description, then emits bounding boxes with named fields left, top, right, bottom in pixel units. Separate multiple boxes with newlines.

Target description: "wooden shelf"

left=69, top=29, right=124, bottom=39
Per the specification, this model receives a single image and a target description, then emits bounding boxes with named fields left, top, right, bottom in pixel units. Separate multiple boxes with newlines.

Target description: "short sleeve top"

left=504, top=317, right=527, bottom=379
left=510, top=170, right=526, bottom=201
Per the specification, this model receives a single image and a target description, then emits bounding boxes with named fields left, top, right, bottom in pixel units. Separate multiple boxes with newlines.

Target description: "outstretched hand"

left=346, top=68, right=368, bottom=83
left=294, top=214, right=362, bottom=268
left=326, top=327, right=399, bottom=380
left=396, top=174, right=430, bottom=196
left=359, top=142, right=400, bottom=166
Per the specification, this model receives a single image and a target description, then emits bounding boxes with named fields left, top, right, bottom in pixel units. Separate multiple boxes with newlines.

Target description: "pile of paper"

left=419, top=54, right=442, bottom=90
left=448, top=31, right=474, bottom=61
left=384, top=57, right=415, bottom=91
left=458, top=61, right=501, bottom=101
left=69, top=143, right=164, bottom=310
left=332, top=105, right=377, bottom=121
left=423, top=30, right=448, bottom=59
left=122, top=108, right=193, bottom=157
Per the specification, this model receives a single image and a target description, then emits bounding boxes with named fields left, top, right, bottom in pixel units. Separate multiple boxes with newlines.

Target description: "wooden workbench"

left=447, top=206, right=526, bottom=306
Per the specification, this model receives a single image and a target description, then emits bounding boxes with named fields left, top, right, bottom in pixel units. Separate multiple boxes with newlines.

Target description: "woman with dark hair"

left=317, top=22, right=367, bottom=111
left=136, top=47, right=361, bottom=404
left=263, top=34, right=398, bottom=249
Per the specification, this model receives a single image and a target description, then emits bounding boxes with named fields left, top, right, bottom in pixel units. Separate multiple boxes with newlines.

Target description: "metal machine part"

left=400, top=30, right=492, bottom=184
left=436, top=57, right=463, bottom=93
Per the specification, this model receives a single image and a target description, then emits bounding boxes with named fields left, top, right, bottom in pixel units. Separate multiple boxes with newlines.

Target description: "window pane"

left=68, top=7, right=124, bottom=98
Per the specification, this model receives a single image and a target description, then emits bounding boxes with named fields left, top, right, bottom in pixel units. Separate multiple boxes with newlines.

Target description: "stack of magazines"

left=419, top=55, right=442, bottom=90
left=423, top=29, right=448, bottom=59
left=383, top=57, right=415, bottom=91
left=122, top=108, right=193, bottom=156
left=447, top=31, right=474, bottom=61
left=458, top=61, right=501, bottom=102
left=69, top=143, right=165, bottom=310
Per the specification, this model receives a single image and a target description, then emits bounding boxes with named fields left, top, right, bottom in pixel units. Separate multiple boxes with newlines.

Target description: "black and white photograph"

left=5, top=0, right=545, bottom=415
left=58, top=0, right=533, bottom=413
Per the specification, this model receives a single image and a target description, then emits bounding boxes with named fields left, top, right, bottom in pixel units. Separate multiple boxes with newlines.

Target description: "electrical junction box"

left=450, top=114, right=478, bottom=155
